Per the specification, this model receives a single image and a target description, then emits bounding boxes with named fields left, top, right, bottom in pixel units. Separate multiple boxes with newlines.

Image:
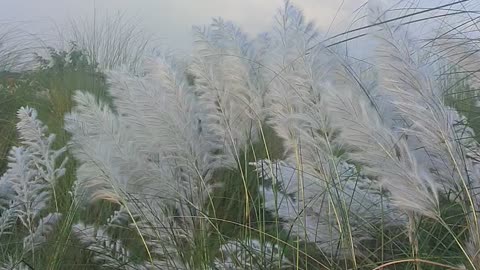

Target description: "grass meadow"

left=2, top=0, right=480, bottom=269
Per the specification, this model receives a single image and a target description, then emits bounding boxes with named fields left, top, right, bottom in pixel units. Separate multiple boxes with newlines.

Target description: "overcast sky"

left=0, top=0, right=467, bottom=51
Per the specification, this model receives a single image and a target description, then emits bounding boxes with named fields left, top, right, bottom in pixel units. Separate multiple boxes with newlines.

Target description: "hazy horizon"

left=1, top=0, right=448, bottom=52
left=0, top=0, right=473, bottom=58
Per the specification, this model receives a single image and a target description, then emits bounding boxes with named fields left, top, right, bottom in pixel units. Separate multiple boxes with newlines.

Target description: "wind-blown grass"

left=67, top=12, right=156, bottom=73
left=2, top=0, right=480, bottom=269
left=0, top=22, right=41, bottom=72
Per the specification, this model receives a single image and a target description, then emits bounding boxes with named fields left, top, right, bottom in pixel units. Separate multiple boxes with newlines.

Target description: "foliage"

left=2, top=0, right=480, bottom=269
left=0, top=43, right=106, bottom=173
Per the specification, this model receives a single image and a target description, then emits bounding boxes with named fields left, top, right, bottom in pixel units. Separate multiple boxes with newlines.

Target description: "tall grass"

left=67, top=12, right=156, bottom=73
left=0, top=23, right=41, bottom=72
left=2, top=0, right=480, bottom=269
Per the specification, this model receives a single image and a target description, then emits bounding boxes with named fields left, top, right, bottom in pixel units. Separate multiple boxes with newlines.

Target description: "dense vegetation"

left=1, top=1, right=480, bottom=269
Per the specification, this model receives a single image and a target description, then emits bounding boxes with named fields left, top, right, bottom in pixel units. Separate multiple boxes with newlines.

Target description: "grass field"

left=2, top=1, right=480, bottom=269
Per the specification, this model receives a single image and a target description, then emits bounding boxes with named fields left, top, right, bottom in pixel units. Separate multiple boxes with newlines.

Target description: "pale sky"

left=0, top=0, right=466, bottom=51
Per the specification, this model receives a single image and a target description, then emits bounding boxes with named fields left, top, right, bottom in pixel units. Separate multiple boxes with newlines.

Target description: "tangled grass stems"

left=3, top=0, right=480, bottom=269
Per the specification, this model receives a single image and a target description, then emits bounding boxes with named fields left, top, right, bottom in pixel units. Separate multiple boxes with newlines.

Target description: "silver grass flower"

left=214, top=239, right=292, bottom=269
left=252, top=159, right=404, bottom=257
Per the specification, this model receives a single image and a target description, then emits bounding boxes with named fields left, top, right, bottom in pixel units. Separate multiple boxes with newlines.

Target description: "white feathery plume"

left=250, top=1, right=406, bottom=259
left=262, top=1, right=343, bottom=180
left=131, top=212, right=193, bottom=269
left=66, top=79, right=213, bottom=268
left=65, top=91, right=170, bottom=205
left=0, top=207, right=17, bottom=236
left=107, top=55, right=223, bottom=191
left=370, top=1, right=471, bottom=194
left=64, top=12, right=290, bottom=270
left=23, top=212, right=62, bottom=253
left=370, top=1, right=480, bottom=265
left=73, top=212, right=189, bottom=270
left=77, top=60, right=220, bottom=261
left=0, top=106, right=67, bottom=267
left=72, top=223, right=143, bottom=269
left=323, top=64, right=438, bottom=260
left=214, top=239, right=292, bottom=269
left=264, top=0, right=325, bottom=98
left=189, top=18, right=264, bottom=165
left=16, top=107, right=67, bottom=186
left=252, top=159, right=404, bottom=257
left=324, top=75, right=440, bottom=219
left=66, top=91, right=190, bottom=267
left=103, top=58, right=236, bottom=245
left=3, top=146, right=44, bottom=228
left=0, top=107, right=66, bottom=235
left=65, top=91, right=201, bottom=262
left=65, top=91, right=135, bottom=203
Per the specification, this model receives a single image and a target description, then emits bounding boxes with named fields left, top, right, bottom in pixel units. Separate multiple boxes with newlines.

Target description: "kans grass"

left=2, top=1, right=480, bottom=269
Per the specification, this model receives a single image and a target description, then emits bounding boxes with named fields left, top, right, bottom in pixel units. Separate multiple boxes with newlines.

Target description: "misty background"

left=0, top=0, right=462, bottom=53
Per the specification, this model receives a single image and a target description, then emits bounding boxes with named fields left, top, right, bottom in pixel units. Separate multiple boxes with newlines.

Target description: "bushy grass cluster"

left=2, top=0, right=480, bottom=269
